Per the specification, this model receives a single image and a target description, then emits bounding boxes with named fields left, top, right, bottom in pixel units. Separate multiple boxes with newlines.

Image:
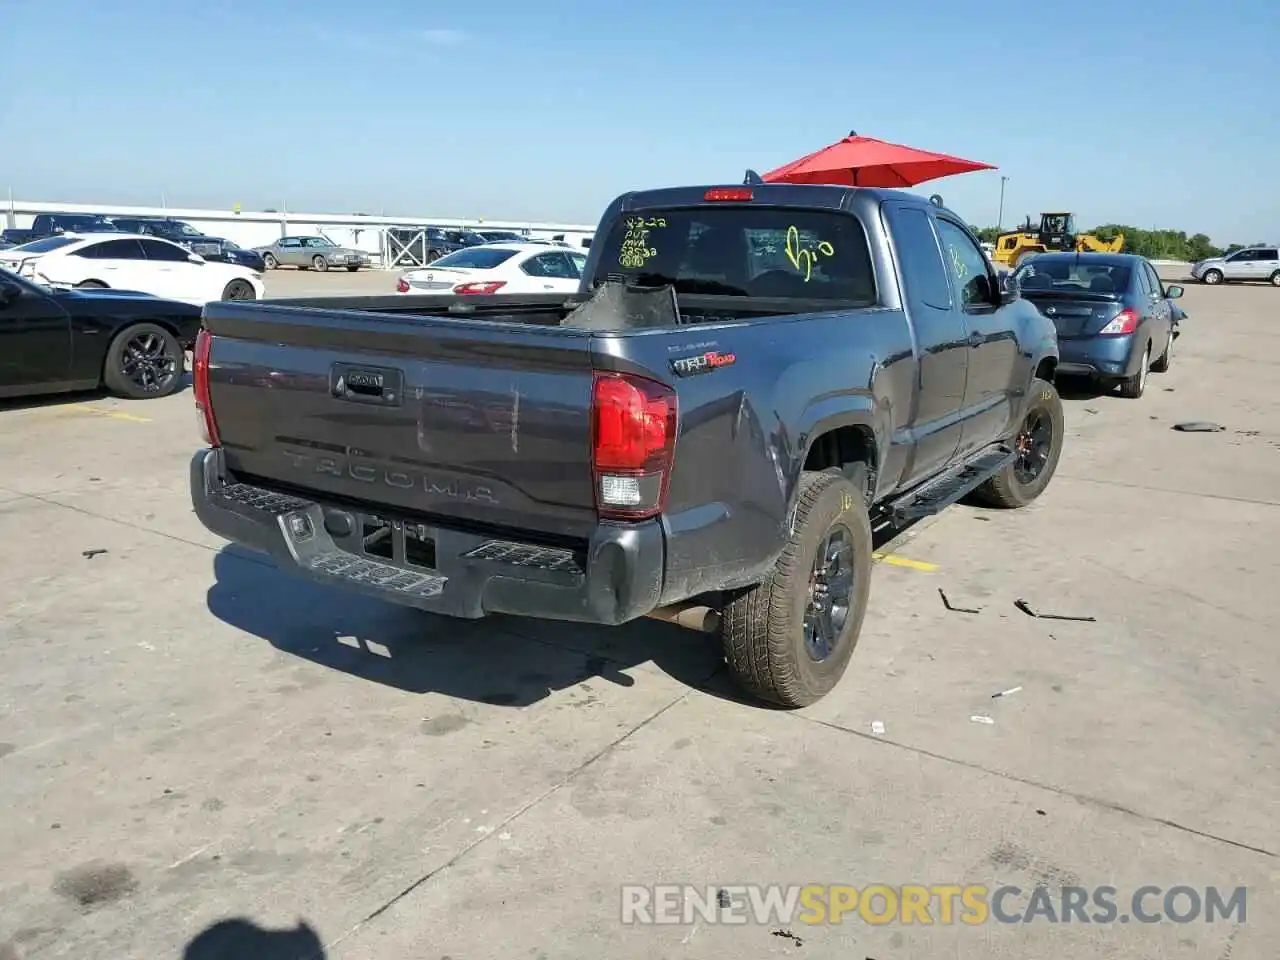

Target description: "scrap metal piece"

left=1172, top=422, right=1225, bottom=432
left=938, top=588, right=980, bottom=614
left=82, top=549, right=108, bottom=559
left=1014, top=599, right=1096, bottom=622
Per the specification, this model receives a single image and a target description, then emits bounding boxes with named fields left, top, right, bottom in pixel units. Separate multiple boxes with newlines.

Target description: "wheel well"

left=803, top=425, right=877, bottom=496
left=1034, top=357, right=1057, bottom=384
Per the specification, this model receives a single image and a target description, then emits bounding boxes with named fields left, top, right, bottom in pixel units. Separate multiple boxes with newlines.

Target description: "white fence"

left=3, top=199, right=598, bottom=266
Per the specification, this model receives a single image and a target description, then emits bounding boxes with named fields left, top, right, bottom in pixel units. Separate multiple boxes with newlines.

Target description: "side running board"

left=884, top=444, right=1015, bottom=525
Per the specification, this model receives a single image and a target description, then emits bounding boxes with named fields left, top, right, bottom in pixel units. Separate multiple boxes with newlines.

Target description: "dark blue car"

left=1014, top=252, right=1182, bottom=399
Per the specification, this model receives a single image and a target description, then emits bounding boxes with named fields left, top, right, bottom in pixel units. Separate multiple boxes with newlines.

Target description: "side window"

left=140, top=239, right=190, bottom=262
left=1227, top=249, right=1252, bottom=262
left=934, top=218, right=993, bottom=309
left=1143, top=262, right=1162, bottom=296
left=79, top=239, right=146, bottom=260
left=539, top=253, right=578, bottom=279
left=521, top=255, right=549, bottom=277
left=1134, top=263, right=1152, bottom=297
left=279, top=238, right=299, bottom=249
left=570, top=253, right=588, bottom=277
left=886, top=207, right=951, bottom=310
left=1259, top=248, right=1280, bottom=262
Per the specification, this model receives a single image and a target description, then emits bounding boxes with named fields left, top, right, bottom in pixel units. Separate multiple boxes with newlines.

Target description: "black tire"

left=1202, top=269, right=1223, bottom=285
left=312, top=255, right=328, bottom=272
left=425, top=249, right=442, bottom=264
left=221, top=279, right=256, bottom=301
left=1270, top=270, right=1280, bottom=287
left=346, top=264, right=360, bottom=272
left=720, top=471, right=873, bottom=708
left=971, top=377, right=1065, bottom=509
left=262, top=253, right=278, bottom=270
left=1151, top=330, right=1173, bottom=373
left=101, top=323, right=184, bottom=399
left=1118, top=343, right=1151, bottom=399
left=76, top=280, right=108, bottom=289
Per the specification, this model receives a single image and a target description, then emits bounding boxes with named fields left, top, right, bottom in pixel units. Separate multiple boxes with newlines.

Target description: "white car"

left=395, top=243, right=588, bottom=295
left=0, top=233, right=265, bottom=304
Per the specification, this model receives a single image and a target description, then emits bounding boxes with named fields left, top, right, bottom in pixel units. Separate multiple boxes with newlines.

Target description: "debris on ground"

left=1014, top=599, right=1096, bottom=622
left=716, top=889, right=732, bottom=908
left=870, top=720, right=886, bottom=736
left=938, top=588, right=981, bottom=614
left=970, top=715, right=995, bottom=725
left=81, top=549, right=108, bottom=560
left=991, top=686, right=1023, bottom=699
left=1172, top=422, right=1225, bottom=433
left=771, top=929, right=804, bottom=946
left=1083, top=408, right=1099, bottom=415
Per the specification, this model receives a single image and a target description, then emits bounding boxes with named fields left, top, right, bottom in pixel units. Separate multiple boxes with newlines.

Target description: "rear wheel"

left=76, top=280, right=107, bottom=289
left=425, top=249, right=442, bottom=264
left=1202, top=269, right=1223, bottom=285
left=1270, top=270, right=1280, bottom=287
left=102, top=323, right=184, bottom=399
left=263, top=253, right=278, bottom=270
left=971, top=377, right=1064, bottom=508
left=1117, top=343, right=1151, bottom=399
left=1151, top=330, right=1174, bottom=373
left=720, top=471, right=872, bottom=708
left=221, top=279, right=256, bottom=301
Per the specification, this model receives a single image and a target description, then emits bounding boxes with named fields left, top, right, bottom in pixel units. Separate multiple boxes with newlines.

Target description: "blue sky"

left=2, top=0, right=1277, bottom=243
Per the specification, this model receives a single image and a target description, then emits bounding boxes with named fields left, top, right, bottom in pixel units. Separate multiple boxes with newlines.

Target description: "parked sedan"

left=0, top=266, right=201, bottom=400
left=1189, top=245, right=1280, bottom=286
left=255, top=236, right=367, bottom=272
left=1014, top=252, right=1181, bottom=399
left=0, top=234, right=265, bottom=305
left=395, top=243, right=588, bottom=295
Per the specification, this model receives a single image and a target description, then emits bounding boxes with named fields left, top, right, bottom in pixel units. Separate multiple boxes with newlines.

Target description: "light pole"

left=997, top=176, right=1009, bottom=231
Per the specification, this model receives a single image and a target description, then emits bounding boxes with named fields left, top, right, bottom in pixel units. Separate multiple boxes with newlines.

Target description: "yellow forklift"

left=993, top=213, right=1124, bottom=268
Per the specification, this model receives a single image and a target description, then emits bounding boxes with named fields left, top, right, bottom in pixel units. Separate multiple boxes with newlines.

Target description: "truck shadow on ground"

left=182, top=917, right=325, bottom=959
left=205, top=546, right=726, bottom=707
left=204, top=516, right=929, bottom=709
left=0, top=374, right=191, bottom=413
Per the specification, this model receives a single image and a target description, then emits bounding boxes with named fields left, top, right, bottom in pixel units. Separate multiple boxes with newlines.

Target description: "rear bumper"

left=190, top=448, right=666, bottom=625
left=1056, top=334, right=1139, bottom=378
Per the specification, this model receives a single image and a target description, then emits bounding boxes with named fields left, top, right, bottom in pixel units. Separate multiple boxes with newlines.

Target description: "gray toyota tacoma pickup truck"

left=190, top=182, right=1062, bottom=707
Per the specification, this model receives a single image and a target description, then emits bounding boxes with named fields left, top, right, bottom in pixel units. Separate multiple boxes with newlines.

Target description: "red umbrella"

left=762, top=131, right=995, bottom=188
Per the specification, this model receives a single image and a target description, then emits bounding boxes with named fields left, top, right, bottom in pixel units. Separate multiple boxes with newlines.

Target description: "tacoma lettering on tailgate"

left=279, top=449, right=498, bottom=504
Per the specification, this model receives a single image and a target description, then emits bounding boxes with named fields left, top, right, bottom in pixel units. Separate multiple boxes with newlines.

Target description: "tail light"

left=704, top=187, right=753, bottom=202
left=1098, top=307, right=1139, bottom=335
left=396, top=277, right=410, bottom=293
left=453, top=281, right=506, bottom=295
left=193, top=327, right=220, bottom=447
left=590, top=372, right=677, bottom=520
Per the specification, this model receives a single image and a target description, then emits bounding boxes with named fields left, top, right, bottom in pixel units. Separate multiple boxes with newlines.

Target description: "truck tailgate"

left=202, top=302, right=600, bottom=539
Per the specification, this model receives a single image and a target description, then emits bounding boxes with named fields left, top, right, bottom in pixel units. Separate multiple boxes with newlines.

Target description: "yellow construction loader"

left=992, top=213, right=1124, bottom=268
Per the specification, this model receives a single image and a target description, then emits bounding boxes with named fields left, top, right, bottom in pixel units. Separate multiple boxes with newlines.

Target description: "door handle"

left=967, top=331, right=983, bottom=346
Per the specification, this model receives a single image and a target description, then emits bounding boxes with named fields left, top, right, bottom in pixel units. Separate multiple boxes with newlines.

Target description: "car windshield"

left=305, top=237, right=336, bottom=247
left=593, top=206, right=877, bottom=301
left=1015, top=258, right=1132, bottom=292
left=430, top=247, right=518, bottom=269
left=9, top=235, right=81, bottom=254
left=480, top=231, right=523, bottom=242
left=172, top=222, right=203, bottom=236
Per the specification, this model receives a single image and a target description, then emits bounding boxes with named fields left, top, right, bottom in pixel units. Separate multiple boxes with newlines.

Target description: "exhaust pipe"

left=645, top=603, right=721, bottom=633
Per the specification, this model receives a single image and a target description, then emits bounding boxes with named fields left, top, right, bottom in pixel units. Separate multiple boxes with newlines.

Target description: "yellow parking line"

left=62, top=404, right=151, bottom=424
left=872, top=552, right=938, bottom=572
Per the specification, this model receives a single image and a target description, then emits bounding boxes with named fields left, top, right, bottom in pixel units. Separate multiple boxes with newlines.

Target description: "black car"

left=0, top=267, right=201, bottom=400
left=1, top=213, right=121, bottom=248
left=1014, top=252, right=1182, bottom=399
left=108, top=217, right=265, bottom=272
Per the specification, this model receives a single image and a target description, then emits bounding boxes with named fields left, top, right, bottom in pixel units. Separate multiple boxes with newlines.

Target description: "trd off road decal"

left=670, top=350, right=737, bottom=377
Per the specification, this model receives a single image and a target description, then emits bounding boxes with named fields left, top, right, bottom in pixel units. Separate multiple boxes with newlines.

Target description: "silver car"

left=1189, top=245, right=1280, bottom=286
left=255, top=235, right=367, bottom=272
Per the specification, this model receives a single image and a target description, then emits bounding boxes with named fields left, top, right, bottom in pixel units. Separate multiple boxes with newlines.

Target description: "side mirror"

left=1165, top=284, right=1184, bottom=299
left=997, top=270, right=1019, bottom=304
left=188, top=253, right=206, bottom=264
left=0, top=278, right=22, bottom=306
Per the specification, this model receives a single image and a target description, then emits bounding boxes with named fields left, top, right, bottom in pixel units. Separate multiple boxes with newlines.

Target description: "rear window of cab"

left=593, top=207, right=877, bottom=303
